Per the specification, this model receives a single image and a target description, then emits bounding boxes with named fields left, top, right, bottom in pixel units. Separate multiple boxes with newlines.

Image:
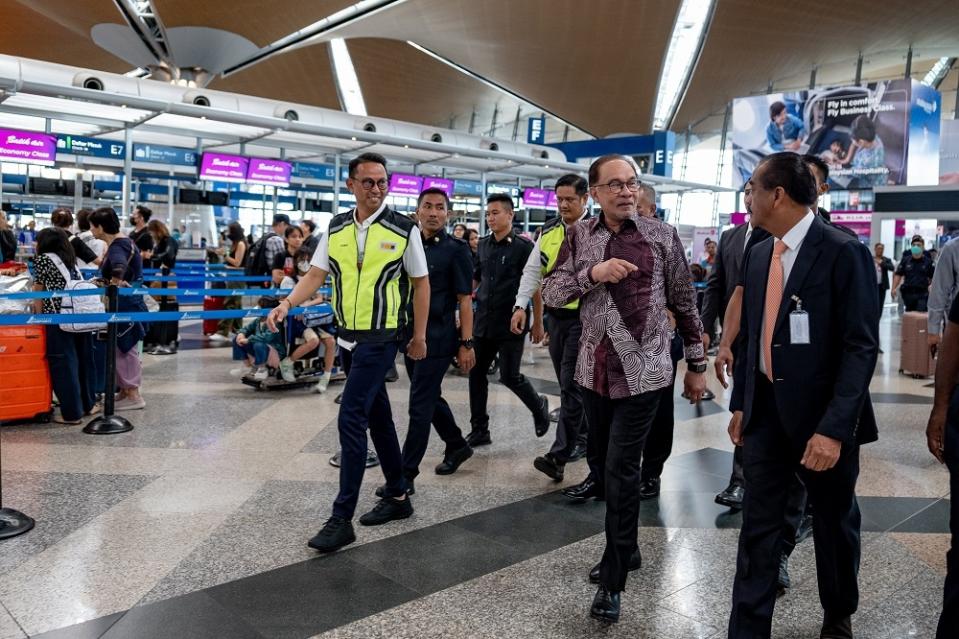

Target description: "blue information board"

left=132, top=144, right=198, bottom=166
left=293, top=162, right=349, bottom=181
left=527, top=116, right=546, bottom=144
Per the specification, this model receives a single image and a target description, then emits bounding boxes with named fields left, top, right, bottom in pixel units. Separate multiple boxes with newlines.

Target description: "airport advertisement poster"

left=940, top=119, right=959, bottom=185
left=731, top=80, right=940, bottom=190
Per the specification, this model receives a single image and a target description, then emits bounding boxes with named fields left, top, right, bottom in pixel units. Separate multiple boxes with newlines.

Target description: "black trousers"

left=878, top=285, right=888, bottom=312
left=545, top=314, right=586, bottom=462
left=729, top=376, right=862, bottom=639
left=582, top=387, right=660, bottom=592
left=401, top=355, right=468, bottom=479
left=333, top=342, right=407, bottom=520
left=901, top=286, right=929, bottom=312
left=469, top=335, right=542, bottom=430
left=938, top=387, right=959, bottom=638
left=640, top=332, right=684, bottom=480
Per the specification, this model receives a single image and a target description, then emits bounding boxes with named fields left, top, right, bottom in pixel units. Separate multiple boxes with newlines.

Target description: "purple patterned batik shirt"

left=542, top=212, right=704, bottom=399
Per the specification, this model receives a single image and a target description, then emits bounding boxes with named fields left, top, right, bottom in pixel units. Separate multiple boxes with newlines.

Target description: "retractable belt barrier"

left=0, top=304, right=328, bottom=326
left=0, top=287, right=330, bottom=300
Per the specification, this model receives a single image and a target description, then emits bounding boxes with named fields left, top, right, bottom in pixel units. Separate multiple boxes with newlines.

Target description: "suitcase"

left=203, top=295, right=225, bottom=335
left=900, top=311, right=936, bottom=378
left=0, top=326, right=52, bottom=423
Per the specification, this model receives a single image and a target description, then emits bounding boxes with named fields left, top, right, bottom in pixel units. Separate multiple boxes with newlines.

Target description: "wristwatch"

left=459, top=338, right=474, bottom=350
left=686, top=359, right=707, bottom=374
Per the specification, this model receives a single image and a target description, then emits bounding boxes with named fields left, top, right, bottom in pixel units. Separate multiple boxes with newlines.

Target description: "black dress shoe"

left=777, top=552, right=791, bottom=596
left=358, top=495, right=413, bottom=526
left=795, top=513, right=814, bottom=545
left=638, top=476, right=660, bottom=500
left=567, top=443, right=587, bottom=462
left=589, top=585, right=621, bottom=623
left=563, top=476, right=604, bottom=501
left=334, top=392, right=343, bottom=404
left=589, top=549, right=642, bottom=583
left=435, top=445, right=474, bottom=475
left=385, top=364, right=399, bottom=382
left=715, top=483, right=745, bottom=509
left=534, top=395, right=550, bottom=437
left=308, top=516, right=356, bottom=553
left=375, top=479, right=415, bottom=498
left=549, top=407, right=560, bottom=422
left=533, top=453, right=565, bottom=481
left=465, top=429, right=491, bottom=447
left=820, top=613, right=852, bottom=639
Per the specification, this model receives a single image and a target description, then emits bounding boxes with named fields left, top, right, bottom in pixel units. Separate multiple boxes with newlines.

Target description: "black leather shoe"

left=385, top=364, right=399, bottom=382
left=589, top=585, right=621, bottom=623
left=639, top=476, right=660, bottom=500
left=715, top=483, right=745, bottom=509
left=375, top=479, right=415, bottom=498
left=435, top=445, right=474, bottom=475
left=549, top=407, right=560, bottom=422
left=777, top=553, right=791, bottom=597
left=534, top=395, right=550, bottom=437
left=533, top=453, right=565, bottom=481
left=358, top=496, right=413, bottom=526
left=795, top=513, right=814, bottom=545
left=563, top=476, right=604, bottom=501
left=820, top=613, right=852, bottom=639
left=567, top=443, right=587, bottom=462
left=334, top=392, right=343, bottom=404
left=589, top=549, right=641, bottom=583
left=465, top=429, right=491, bottom=447
left=307, top=516, right=356, bottom=553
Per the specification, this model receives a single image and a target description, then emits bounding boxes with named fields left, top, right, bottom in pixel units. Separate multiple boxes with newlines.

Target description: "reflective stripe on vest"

left=327, top=217, right=411, bottom=340
left=539, top=221, right=579, bottom=311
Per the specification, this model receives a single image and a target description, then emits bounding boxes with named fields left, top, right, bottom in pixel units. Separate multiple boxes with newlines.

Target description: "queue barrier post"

left=0, top=436, right=35, bottom=539
left=83, top=284, right=133, bottom=435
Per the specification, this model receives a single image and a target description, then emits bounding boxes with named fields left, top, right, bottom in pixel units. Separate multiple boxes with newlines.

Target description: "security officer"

left=893, top=235, right=936, bottom=312
left=468, top=193, right=550, bottom=446
left=376, top=187, right=477, bottom=496
left=512, top=174, right=590, bottom=482
left=268, top=152, right=431, bottom=553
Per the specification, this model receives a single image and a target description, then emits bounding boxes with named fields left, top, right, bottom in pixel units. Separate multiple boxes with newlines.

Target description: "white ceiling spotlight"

left=652, top=0, right=716, bottom=131
left=329, top=38, right=367, bottom=117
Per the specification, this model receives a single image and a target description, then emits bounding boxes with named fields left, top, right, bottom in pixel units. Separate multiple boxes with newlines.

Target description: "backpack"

left=244, top=232, right=276, bottom=276
left=46, top=253, right=107, bottom=333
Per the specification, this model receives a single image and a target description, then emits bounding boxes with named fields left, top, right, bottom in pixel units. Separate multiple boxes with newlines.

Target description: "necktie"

left=763, top=240, right=788, bottom=381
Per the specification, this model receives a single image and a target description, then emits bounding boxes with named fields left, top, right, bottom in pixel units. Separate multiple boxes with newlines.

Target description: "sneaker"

left=230, top=366, right=252, bottom=378
left=314, top=371, right=332, bottom=394
left=208, top=333, right=230, bottom=343
left=85, top=402, right=103, bottom=416
left=252, top=367, right=269, bottom=381
left=375, top=479, right=415, bottom=497
left=358, top=496, right=413, bottom=526
left=278, top=357, right=296, bottom=382
left=307, top=516, right=356, bottom=553
left=114, top=396, right=146, bottom=411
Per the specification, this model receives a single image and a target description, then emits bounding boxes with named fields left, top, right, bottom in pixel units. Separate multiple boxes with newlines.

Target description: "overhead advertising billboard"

left=247, top=157, right=292, bottom=187
left=0, top=128, right=56, bottom=166
left=422, top=176, right=453, bottom=196
left=731, top=80, right=939, bottom=190
left=388, top=173, right=422, bottom=196
left=940, top=120, right=959, bottom=185
left=522, top=188, right=549, bottom=208
left=199, top=152, right=248, bottom=183
left=56, top=135, right=125, bottom=160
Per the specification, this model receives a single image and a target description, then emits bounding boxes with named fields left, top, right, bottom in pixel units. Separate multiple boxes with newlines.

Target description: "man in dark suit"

left=874, top=243, right=894, bottom=313
left=727, top=152, right=879, bottom=639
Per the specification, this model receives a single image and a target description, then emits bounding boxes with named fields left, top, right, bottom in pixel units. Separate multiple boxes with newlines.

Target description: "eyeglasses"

left=594, top=179, right=641, bottom=194
left=357, top=178, right=388, bottom=191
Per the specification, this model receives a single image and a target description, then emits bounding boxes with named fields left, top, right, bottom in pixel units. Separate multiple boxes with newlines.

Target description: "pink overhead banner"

left=522, top=188, right=550, bottom=207
left=0, top=128, right=56, bottom=166
left=389, top=173, right=423, bottom=196
left=422, top=177, right=453, bottom=196
left=199, top=153, right=248, bottom=183
left=247, top=157, right=292, bottom=186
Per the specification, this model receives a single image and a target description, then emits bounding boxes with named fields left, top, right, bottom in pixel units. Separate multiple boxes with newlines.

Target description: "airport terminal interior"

left=0, top=1, right=958, bottom=638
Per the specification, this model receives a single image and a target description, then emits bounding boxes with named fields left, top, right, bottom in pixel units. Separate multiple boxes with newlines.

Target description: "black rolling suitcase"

left=145, top=268, right=180, bottom=354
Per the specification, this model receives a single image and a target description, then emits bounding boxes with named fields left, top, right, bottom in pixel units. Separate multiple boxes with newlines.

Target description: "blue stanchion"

left=142, top=275, right=274, bottom=283
left=0, top=305, right=329, bottom=326
left=0, top=286, right=330, bottom=300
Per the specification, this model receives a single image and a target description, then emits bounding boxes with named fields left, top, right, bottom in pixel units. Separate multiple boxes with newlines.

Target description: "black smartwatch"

left=459, top=338, right=474, bottom=350
left=686, top=359, right=707, bottom=374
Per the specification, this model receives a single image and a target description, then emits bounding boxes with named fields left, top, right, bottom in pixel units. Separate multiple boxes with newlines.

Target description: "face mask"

left=911, top=246, right=923, bottom=256
left=297, top=261, right=310, bottom=273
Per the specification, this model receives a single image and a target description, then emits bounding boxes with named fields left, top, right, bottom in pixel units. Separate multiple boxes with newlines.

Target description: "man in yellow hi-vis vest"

left=268, top=152, right=430, bottom=553
left=511, top=174, right=591, bottom=484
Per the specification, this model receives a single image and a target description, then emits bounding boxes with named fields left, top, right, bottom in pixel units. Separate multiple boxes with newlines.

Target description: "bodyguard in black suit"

left=727, top=153, right=879, bottom=639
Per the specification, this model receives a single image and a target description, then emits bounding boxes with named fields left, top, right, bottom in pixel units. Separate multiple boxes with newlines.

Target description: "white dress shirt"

left=759, top=210, right=815, bottom=376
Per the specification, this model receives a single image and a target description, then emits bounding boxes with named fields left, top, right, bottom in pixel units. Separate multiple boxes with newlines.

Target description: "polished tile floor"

left=0, top=312, right=951, bottom=638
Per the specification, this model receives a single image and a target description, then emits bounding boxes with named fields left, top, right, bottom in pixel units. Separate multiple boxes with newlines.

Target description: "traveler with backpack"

left=210, top=222, right=248, bottom=341
left=32, top=228, right=100, bottom=424
left=245, top=214, right=289, bottom=288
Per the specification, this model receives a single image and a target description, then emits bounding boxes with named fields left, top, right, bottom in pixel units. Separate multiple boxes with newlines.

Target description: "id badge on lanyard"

left=789, top=295, right=810, bottom=345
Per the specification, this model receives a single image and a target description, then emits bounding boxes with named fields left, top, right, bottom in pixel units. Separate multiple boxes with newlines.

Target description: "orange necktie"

left=763, top=240, right=788, bottom=381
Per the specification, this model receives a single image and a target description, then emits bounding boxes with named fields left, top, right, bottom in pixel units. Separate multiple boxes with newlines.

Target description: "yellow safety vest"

left=327, top=207, right=415, bottom=342
left=538, top=216, right=580, bottom=311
